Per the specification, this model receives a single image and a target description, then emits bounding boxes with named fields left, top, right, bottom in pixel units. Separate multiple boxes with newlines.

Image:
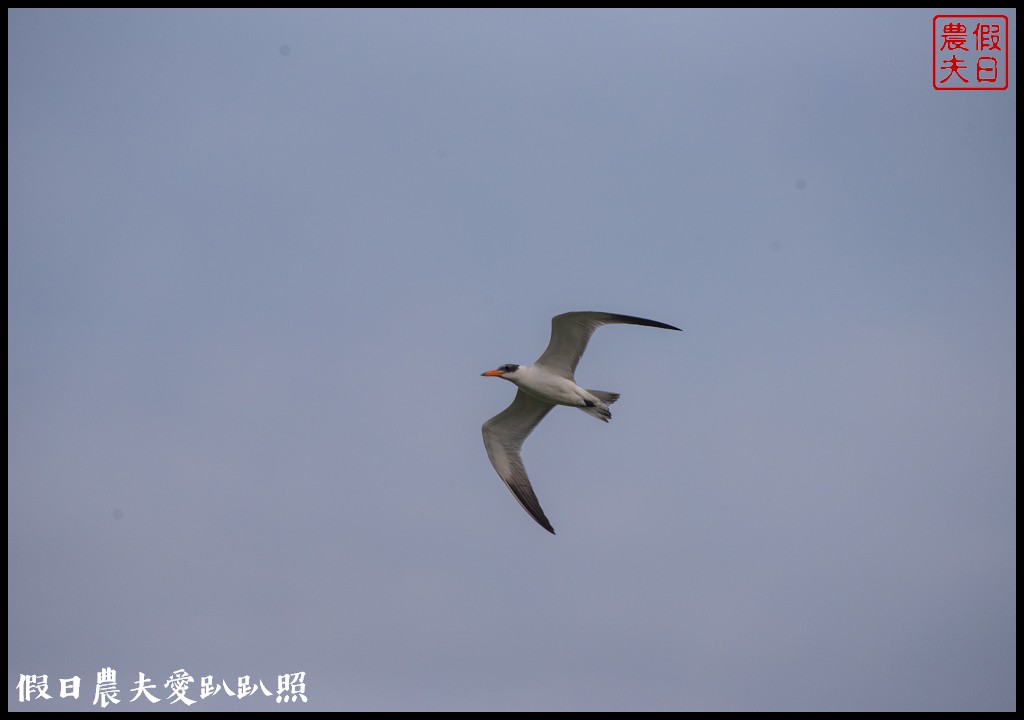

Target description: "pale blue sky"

left=8, top=9, right=1016, bottom=711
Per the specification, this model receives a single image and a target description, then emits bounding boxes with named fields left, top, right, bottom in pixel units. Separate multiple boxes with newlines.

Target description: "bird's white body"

left=499, top=364, right=604, bottom=409
left=481, top=311, right=681, bottom=534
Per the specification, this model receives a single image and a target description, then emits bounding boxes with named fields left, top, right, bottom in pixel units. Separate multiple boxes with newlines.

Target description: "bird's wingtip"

left=534, top=513, right=556, bottom=534
left=534, top=514, right=556, bottom=534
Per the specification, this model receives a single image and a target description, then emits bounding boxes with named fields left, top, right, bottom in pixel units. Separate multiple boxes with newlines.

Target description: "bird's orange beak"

left=481, top=369, right=504, bottom=377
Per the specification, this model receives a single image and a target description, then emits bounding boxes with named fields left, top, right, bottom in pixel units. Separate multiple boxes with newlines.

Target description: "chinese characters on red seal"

left=934, top=15, right=1009, bottom=90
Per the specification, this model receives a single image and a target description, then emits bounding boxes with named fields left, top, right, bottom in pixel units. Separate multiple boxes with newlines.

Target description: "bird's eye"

left=500, top=364, right=519, bottom=373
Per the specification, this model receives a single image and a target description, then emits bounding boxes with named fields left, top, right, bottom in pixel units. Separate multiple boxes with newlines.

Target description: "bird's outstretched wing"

left=534, top=311, right=681, bottom=379
left=481, top=390, right=557, bottom=534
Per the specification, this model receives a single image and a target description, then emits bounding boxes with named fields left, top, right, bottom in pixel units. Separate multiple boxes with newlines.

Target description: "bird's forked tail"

left=579, top=390, right=620, bottom=423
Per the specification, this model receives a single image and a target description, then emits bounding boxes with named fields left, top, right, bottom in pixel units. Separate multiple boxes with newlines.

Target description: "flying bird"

left=481, top=311, right=681, bottom=534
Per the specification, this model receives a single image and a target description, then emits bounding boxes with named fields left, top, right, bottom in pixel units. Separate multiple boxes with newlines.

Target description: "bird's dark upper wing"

left=533, top=311, right=681, bottom=379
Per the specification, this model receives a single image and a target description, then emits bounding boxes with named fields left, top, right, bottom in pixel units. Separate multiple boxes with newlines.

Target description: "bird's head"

left=481, top=363, right=522, bottom=380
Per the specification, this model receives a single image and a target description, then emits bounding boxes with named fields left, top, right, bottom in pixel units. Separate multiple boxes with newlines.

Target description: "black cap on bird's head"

left=481, top=363, right=521, bottom=377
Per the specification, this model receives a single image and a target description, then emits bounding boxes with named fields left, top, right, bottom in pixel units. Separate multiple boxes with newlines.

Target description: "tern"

left=481, top=311, right=681, bottom=534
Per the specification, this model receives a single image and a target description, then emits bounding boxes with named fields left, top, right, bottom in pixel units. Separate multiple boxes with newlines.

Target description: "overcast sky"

left=8, top=9, right=1016, bottom=711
